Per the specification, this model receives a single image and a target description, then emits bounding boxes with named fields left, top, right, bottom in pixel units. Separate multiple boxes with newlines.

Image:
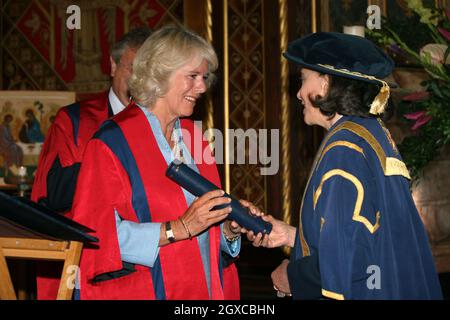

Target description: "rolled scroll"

left=166, top=161, right=272, bottom=235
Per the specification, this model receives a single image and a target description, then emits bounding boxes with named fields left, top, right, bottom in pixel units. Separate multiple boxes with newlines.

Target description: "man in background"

left=31, top=27, right=152, bottom=299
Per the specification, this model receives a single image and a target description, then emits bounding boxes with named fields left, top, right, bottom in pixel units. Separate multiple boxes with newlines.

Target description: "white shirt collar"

left=108, top=88, right=126, bottom=115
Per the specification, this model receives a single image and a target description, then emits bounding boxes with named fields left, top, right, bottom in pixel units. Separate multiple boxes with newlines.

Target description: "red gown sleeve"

left=31, top=109, right=82, bottom=211
left=71, top=138, right=136, bottom=288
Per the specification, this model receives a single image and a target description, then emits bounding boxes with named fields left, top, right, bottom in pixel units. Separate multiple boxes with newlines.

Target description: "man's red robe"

left=32, top=92, right=112, bottom=213
left=31, top=92, right=112, bottom=299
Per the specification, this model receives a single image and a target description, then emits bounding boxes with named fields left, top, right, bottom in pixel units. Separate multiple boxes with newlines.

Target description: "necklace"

left=171, top=128, right=185, bottom=163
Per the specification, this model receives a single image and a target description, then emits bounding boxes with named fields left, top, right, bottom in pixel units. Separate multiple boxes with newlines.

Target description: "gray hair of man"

left=110, top=27, right=153, bottom=64
left=129, top=25, right=218, bottom=107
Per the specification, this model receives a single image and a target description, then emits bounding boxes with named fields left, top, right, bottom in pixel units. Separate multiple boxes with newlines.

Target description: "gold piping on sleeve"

left=313, top=169, right=381, bottom=234
left=298, top=204, right=311, bottom=256
left=385, top=157, right=411, bottom=179
left=298, top=120, right=397, bottom=257
left=296, top=138, right=330, bottom=257
left=377, top=118, right=399, bottom=155
left=322, top=289, right=345, bottom=300
left=316, top=141, right=364, bottom=171
left=321, top=122, right=411, bottom=180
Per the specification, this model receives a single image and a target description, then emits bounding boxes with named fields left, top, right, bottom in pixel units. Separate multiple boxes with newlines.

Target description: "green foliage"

left=368, top=0, right=450, bottom=182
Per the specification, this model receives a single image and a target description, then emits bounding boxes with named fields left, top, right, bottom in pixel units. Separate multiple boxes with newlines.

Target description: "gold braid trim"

left=316, top=141, right=364, bottom=171
left=313, top=169, right=381, bottom=234
left=223, top=0, right=230, bottom=193
left=204, top=0, right=215, bottom=145
left=319, top=122, right=411, bottom=179
left=279, top=0, right=292, bottom=256
left=317, top=64, right=390, bottom=115
left=322, top=289, right=345, bottom=300
left=297, top=120, right=407, bottom=256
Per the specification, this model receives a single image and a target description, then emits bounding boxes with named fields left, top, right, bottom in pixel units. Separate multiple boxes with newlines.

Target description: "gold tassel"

left=369, top=81, right=390, bottom=115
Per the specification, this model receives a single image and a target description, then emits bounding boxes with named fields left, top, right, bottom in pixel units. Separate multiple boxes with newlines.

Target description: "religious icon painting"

left=0, top=91, right=75, bottom=184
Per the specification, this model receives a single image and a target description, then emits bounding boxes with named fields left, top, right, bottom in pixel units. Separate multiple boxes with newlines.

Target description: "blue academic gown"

left=288, top=115, right=442, bottom=300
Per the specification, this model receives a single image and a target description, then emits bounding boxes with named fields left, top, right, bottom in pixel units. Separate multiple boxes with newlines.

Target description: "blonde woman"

left=72, top=26, right=246, bottom=299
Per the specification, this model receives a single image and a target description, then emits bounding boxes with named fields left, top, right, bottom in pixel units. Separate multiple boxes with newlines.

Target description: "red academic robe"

left=31, top=91, right=113, bottom=300
left=72, top=102, right=239, bottom=299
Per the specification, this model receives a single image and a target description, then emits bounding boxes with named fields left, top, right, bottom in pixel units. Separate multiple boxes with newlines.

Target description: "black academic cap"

left=283, top=32, right=395, bottom=114
left=283, top=32, right=395, bottom=85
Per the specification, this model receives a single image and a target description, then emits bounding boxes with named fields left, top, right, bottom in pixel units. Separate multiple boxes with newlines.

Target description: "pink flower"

left=438, top=28, right=450, bottom=42
left=404, top=111, right=433, bottom=130
left=420, top=43, right=450, bottom=65
left=402, top=91, right=430, bottom=101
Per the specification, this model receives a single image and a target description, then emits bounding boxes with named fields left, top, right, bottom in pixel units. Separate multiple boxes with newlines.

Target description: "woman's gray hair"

left=129, top=25, right=218, bottom=106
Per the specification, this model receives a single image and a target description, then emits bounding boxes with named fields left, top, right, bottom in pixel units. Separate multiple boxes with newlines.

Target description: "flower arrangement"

left=368, top=0, right=450, bottom=182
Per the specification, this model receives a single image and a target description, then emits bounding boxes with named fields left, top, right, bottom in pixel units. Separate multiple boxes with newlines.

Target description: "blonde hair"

left=129, top=25, right=218, bottom=106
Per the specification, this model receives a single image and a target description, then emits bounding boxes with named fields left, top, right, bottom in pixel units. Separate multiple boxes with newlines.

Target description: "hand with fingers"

left=179, top=189, right=232, bottom=238
left=238, top=200, right=297, bottom=249
left=272, top=259, right=292, bottom=298
left=238, top=198, right=264, bottom=226
left=222, top=199, right=264, bottom=241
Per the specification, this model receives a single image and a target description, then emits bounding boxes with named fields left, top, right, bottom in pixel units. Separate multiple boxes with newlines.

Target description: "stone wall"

left=413, top=145, right=450, bottom=273
left=387, top=67, right=450, bottom=273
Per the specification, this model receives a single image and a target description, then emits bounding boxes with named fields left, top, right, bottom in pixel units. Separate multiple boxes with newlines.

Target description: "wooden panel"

left=2, top=248, right=66, bottom=260
left=57, top=241, right=82, bottom=300
left=1, top=238, right=83, bottom=300
left=433, top=240, right=450, bottom=273
left=264, top=0, right=282, bottom=218
left=0, top=248, right=16, bottom=300
left=226, top=0, right=267, bottom=210
left=0, top=238, right=68, bottom=252
left=0, top=0, right=183, bottom=94
left=183, top=0, right=207, bottom=35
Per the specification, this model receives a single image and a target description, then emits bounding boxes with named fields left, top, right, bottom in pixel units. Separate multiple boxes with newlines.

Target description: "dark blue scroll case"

left=166, top=161, right=272, bottom=235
